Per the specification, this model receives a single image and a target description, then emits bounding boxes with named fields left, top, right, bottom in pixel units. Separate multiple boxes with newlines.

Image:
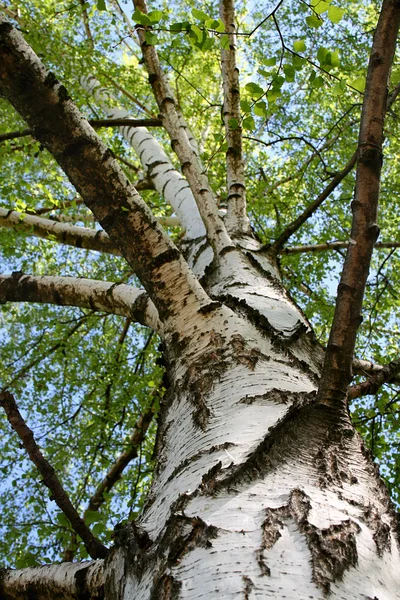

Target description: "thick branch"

left=350, top=358, right=400, bottom=397
left=281, top=240, right=400, bottom=255
left=133, top=0, right=232, bottom=255
left=316, top=0, right=400, bottom=409
left=269, top=151, right=357, bottom=255
left=82, top=77, right=206, bottom=239
left=0, top=391, right=108, bottom=560
left=219, top=0, right=250, bottom=236
left=0, top=18, right=211, bottom=333
left=0, top=272, right=161, bottom=332
left=0, top=560, right=104, bottom=600
left=0, top=207, right=120, bottom=255
left=0, top=118, right=163, bottom=143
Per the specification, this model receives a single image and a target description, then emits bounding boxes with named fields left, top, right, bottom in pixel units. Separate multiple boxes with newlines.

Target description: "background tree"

left=0, top=0, right=400, bottom=598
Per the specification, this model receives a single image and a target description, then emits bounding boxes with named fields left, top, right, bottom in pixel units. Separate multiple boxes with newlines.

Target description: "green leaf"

left=311, top=75, right=324, bottom=89
left=327, top=5, right=345, bottom=23
left=97, top=0, right=107, bottom=10
left=331, top=80, right=346, bottom=95
left=306, top=15, right=323, bottom=28
left=350, top=77, right=365, bottom=92
left=267, top=89, right=282, bottom=103
left=84, top=510, right=102, bottom=525
left=228, top=117, right=239, bottom=130
left=254, top=101, right=267, bottom=117
left=190, top=25, right=203, bottom=43
left=191, top=8, right=210, bottom=22
left=220, top=34, right=230, bottom=49
left=263, top=57, right=277, bottom=66
left=148, top=10, right=164, bottom=23
left=292, top=54, right=306, bottom=70
left=317, top=47, right=329, bottom=65
left=245, top=82, right=264, bottom=96
left=240, top=100, right=252, bottom=113
left=293, top=40, right=306, bottom=53
left=313, top=1, right=329, bottom=15
left=284, top=64, right=295, bottom=82
left=242, top=116, right=255, bottom=130
left=205, top=18, right=219, bottom=29
left=132, top=9, right=151, bottom=25
left=145, top=31, right=158, bottom=46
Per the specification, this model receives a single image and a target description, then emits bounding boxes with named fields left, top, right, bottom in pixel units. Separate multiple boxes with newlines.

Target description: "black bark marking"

left=242, top=575, right=255, bottom=598
left=289, top=489, right=360, bottom=594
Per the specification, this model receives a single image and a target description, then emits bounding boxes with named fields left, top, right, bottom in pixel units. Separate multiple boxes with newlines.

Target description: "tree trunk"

left=103, top=249, right=400, bottom=599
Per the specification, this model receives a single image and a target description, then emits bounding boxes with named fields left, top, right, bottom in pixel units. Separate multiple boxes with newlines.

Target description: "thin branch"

left=0, top=18, right=212, bottom=333
left=0, top=560, right=104, bottom=600
left=0, top=272, right=161, bottom=332
left=349, top=357, right=400, bottom=399
left=101, top=72, right=158, bottom=118
left=219, top=0, right=250, bottom=236
left=86, top=403, right=155, bottom=512
left=0, top=117, right=163, bottom=143
left=132, top=0, right=232, bottom=255
left=316, top=0, right=400, bottom=410
left=269, top=151, right=357, bottom=255
left=0, top=207, right=120, bottom=255
left=281, top=240, right=400, bottom=255
left=352, top=357, right=400, bottom=386
left=78, top=0, right=94, bottom=50
left=0, top=390, right=108, bottom=559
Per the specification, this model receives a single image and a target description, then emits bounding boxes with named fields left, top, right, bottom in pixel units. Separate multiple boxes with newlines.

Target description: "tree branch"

left=281, top=240, right=400, bottom=255
left=219, top=0, right=250, bottom=236
left=0, top=391, right=108, bottom=560
left=0, top=18, right=212, bottom=335
left=0, top=560, right=104, bottom=600
left=0, top=272, right=161, bottom=332
left=0, top=118, right=163, bottom=143
left=349, top=357, right=400, bottom=400
left=0, top=207, right=120, bottom=255
left=132, top=0, right=232, bottom=255
left=86, top=404, right=155, bottom=512
left=316, top=0, right=400, bottom=409
left=269, top=151, right=357, bottom=255
left=81, top=77, right=206, bottom=239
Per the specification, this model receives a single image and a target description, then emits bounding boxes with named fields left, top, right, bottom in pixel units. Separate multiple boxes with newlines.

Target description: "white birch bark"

left=0, top=274, right=161, bottom=332
left=102, top=248, right=400, bottom=600
left=0, top=561, right=103, bottom=600
left=0, top=208, right=120, bottom=256
left=81, top=77, right=206, bottom=240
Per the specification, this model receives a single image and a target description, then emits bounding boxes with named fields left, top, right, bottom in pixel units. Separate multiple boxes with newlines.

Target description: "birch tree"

left=1, top=0, right=400, bottom=598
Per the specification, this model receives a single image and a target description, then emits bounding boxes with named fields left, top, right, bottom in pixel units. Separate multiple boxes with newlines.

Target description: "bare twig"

left=0, top=390, right=108, bottom=559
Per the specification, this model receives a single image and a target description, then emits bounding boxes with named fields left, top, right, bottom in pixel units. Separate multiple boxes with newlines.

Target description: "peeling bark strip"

left=0, top=560, right=104, bottom=600
left=0, top=391, right=108, bottom=560
left=0, top=207, right=120, bottom=255
left=81, top=77, right=206, bottom=240
left=219, top=0, right=250, bottom=236
left=133, top=0, right=233, bottom=256
left=0, top=17, right=211, bottom=334
left=316, top=0, right=400, bottom=409
left=0, top=273, right=161, bottom=332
